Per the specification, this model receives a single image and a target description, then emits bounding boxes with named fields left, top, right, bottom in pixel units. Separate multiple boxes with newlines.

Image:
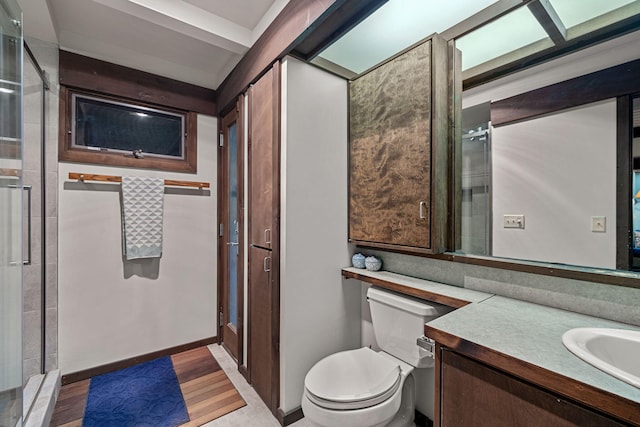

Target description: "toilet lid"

left=304, top=347, right=400, bottom=409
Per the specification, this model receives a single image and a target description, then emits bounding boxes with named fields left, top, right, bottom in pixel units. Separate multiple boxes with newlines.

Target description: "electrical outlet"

left=591, top=216, right=606, bottom=232
left=504, top=214, right=525, bottom=229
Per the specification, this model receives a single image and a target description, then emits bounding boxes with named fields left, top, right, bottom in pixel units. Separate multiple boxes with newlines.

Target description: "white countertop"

left=426, top=295, right=640, bottom=404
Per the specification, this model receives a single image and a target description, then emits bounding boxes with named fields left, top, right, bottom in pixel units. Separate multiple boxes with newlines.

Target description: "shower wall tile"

left=23, top=84, right=43, bottom=126
left=45, top=308, right=58, bottom=355
left=45, top=354, right=58, bottom=372
left=23, top=264, right=42, bottom=312
left=29, top=216, right=42, bottom=266
left=25, top=38, right=58, bottom=73
left=45, top=125, right=58, bottom=173
left=46, top=172, right=57, bottom=217
left=46, top=263, right=57, bottom=309
left=46, top=216, right=57, bottom=265
left=23, top=357, right=41, bottom=384
left=23, top=310, right=42, bottom=360
left=23, top=123, right=42, bottom=172
left=23, top=58, right=42, bottom=87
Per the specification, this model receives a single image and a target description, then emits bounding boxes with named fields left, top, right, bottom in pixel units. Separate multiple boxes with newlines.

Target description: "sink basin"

left=562, top=328, right=640, bottom=389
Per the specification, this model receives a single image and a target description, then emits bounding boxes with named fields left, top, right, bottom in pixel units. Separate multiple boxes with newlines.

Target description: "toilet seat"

left=304, top=347, right=401, bottom=410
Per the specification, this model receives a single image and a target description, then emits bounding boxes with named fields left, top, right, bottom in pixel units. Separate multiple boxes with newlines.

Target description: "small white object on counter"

left=352, top=253, right=366, bottom=269
left=365, top=256, right=382, bottom=271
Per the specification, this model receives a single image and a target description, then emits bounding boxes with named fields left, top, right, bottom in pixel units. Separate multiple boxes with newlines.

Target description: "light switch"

left=504, top=214, right=525, bottom=229
left=591, top=216, right=606, bottom=232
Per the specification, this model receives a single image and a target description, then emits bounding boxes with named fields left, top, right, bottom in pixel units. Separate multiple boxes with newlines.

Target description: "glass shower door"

left=0, top=0, right=23, bottom=425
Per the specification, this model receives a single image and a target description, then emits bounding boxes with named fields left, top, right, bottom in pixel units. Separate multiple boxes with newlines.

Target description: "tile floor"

left=204, top=344, right=312, bottom=427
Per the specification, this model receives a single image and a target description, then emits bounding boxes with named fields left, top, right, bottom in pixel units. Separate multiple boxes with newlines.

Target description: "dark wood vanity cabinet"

left=348, top=34, right=455, bottom=253
left=438, top=349, right=629, bottom=427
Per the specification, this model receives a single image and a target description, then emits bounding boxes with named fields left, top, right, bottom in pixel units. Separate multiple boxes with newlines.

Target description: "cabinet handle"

left=419, top=201, right=427, bottom=220
left=264, top=228, right=271, bottom=245
left=264, top=256, right=271, bottom=272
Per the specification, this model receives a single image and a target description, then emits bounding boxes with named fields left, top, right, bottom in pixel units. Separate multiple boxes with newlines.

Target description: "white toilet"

left=302, top=287, right=450, bottom=427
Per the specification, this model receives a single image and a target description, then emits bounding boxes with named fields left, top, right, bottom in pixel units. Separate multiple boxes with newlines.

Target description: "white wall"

left=279, top=57, right=361, bottom=414
left=58, top=114, right=217, bottom=374
left=491, top=101, right=617, bottom=268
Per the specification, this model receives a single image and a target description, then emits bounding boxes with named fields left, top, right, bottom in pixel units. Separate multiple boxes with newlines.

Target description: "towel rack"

left=68, top=172, right=210, bottom=189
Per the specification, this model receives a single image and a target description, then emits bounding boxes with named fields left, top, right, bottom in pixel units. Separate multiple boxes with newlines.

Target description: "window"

left=72, top=93, right=185, bottom=158
left=60, top=88, right=197, bottom=172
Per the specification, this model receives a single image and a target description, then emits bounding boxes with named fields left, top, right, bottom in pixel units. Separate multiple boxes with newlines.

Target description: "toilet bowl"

left=302, top=287, right=449, bottom=427
left=302, top=348, right=415, bottom=427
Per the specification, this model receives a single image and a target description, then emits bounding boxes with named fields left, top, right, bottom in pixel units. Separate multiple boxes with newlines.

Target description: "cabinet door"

left=439, top=350, right=626, bottom=427
left=348, top=35, right=450, bottom=253
left=248, top=245, right=274, bottom=408
left=248, top=65, right=279, bottom=249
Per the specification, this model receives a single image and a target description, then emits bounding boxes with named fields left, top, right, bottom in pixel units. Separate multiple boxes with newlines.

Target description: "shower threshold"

left=22, top=370, right=60, bottom=427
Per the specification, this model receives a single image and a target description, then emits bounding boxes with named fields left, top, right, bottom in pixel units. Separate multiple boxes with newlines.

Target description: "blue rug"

left=83, top=356, right=189, bottom=427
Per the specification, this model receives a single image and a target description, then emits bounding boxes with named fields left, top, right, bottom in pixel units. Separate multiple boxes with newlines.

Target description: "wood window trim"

left=59, top=86, right=198, bottom=173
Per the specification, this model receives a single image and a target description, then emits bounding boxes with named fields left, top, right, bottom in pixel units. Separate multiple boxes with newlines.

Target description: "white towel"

left=121, top=176, right=164, bottom=260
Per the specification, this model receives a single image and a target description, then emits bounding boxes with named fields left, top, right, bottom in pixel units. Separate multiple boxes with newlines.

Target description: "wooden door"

left=218, top=101, right=244, bottom=361
left=248, top=245, right=273, bottom=407
left=248, top=65, right=277, bottom=249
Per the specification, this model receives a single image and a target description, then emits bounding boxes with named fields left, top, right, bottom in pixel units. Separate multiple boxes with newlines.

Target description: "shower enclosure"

left=1, top=0, right=25, bottom=425
left=461, top=103, right=492, bottom=255
left=1, top=0, right=53, bottom=424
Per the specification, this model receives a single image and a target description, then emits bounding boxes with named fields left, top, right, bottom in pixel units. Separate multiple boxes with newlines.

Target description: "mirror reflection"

left=458, top=29, right=640, bottom=273
left=461, top=98, right=620, bottom=270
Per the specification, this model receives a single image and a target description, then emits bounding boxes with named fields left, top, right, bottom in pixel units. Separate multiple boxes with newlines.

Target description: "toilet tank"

left=367, top=287, right=453, bottom=368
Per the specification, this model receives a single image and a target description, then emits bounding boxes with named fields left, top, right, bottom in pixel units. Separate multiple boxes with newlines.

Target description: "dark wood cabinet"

left=438, top=349, right=628, bottom=427
left=348, top=34, right=454, bottom=253
left=248, top=64, right=279, bottom=249
left=247, top=62, right=280, bottom=414
left=248, top=245, right=274, bottom=408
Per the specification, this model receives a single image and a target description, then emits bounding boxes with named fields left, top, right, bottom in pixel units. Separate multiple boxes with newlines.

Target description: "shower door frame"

left=23, top=41, right=50, bottom=378
left=0, top=0, right=24, bottom=425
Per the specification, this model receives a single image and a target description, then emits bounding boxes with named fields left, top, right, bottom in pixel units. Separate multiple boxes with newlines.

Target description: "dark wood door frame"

left=217, top=96, right=245, bottom=363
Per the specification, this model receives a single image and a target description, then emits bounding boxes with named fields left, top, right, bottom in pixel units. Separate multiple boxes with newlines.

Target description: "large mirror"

left=304, top=0, right=640, bottom=281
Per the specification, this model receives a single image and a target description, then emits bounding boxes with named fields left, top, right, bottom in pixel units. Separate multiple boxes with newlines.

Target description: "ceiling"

left=17, top=0, right=290, bottom=90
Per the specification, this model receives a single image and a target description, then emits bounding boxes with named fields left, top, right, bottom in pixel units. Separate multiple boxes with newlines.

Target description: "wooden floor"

left=50, top=347, right=246, bottom=427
